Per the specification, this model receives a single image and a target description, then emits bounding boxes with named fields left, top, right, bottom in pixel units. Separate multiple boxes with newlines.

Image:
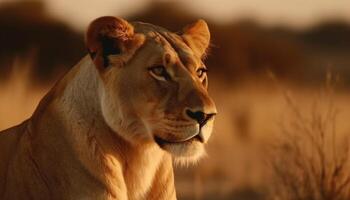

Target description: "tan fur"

left=0, top=17, right=216, bottom=200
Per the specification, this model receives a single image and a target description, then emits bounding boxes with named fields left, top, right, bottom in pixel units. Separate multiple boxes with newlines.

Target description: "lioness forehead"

left=131, top=22, right=202, bottom=69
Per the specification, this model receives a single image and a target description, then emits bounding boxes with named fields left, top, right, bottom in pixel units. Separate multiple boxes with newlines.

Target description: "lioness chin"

left=0, top=16, right=216, bottom=200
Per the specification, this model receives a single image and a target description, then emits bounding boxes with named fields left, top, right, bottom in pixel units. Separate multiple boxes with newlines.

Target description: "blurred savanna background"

left=1, top=0, right=350, bottom=199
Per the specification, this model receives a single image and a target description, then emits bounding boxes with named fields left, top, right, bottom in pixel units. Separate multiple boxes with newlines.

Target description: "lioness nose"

left=186, top=109, right=216, bottom=126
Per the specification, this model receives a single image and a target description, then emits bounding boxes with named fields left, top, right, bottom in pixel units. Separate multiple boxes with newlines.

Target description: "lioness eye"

left=196, top=68, right=208, bottom=78
left=148, top=65, right=170, bottom=81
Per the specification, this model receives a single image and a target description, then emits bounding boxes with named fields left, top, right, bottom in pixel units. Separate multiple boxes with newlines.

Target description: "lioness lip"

left=154, top=133, right=203, bottom=147
left=197, top=132, right=204, bottom=143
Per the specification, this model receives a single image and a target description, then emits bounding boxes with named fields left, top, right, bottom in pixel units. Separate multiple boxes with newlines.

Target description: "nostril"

left=186, top=110, right=215, bottom=126
left=186, top=110, right=205, bottom=124
left=206, top=113, right=215, bottom=121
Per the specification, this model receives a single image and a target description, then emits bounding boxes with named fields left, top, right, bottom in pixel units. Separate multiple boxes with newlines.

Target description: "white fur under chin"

left=164, top=142, right=207, bottom=167
left=173, top=151, right=207, bottom=167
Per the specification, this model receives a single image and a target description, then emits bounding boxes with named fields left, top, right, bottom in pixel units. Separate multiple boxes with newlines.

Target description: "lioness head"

left=86, top=17, right=217, bottom=163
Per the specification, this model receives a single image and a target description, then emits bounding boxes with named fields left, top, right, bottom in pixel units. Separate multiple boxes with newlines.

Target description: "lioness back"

left=0, top=121, right=27, bottom=195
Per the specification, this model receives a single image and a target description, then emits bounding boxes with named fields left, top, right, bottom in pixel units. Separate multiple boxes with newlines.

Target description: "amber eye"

left=148, top=65, right=170, bottom=81
left=196, top=68, right=208, bottom=78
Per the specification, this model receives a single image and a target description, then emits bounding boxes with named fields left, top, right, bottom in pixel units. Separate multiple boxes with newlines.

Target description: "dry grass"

left=268, top=76, right=350, bottom=200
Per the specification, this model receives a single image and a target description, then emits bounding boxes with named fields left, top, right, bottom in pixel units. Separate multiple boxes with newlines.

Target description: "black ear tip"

left=88, top=50, right=97, bottom=59
left=100, top=36, right=122, bottom=56
left=100, top=36, right=122, bottom=68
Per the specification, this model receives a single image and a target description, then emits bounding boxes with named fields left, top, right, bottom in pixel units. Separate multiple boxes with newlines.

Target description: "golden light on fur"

left=0, top=16, right=216, bottom=200
left=182, top=19, right=211, bottom=58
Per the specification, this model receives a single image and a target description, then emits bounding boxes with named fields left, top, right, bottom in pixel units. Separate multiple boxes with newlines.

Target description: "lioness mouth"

left=154, top=133, right=204, bottom=147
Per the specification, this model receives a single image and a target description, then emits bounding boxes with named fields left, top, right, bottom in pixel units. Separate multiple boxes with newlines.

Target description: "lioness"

left=0, top=17, right=216, bottom=200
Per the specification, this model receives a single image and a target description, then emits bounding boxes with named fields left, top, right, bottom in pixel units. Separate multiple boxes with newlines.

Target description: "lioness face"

left=86, top=17, right=217, bottom=162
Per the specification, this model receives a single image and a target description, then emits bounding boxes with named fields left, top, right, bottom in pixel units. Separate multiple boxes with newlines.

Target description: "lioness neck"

left=20, top=56, right=168, bottom=199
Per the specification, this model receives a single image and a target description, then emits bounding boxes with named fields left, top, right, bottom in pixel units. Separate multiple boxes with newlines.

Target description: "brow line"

left=156, top=31, right=190, bottom=68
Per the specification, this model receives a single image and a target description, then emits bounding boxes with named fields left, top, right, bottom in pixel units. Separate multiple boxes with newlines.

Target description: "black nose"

left=186, top=109, right=215, bottom=126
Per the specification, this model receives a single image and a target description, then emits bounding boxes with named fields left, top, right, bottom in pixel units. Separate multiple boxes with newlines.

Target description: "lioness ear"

left=182, top=19, right=210, bottom=58
left=86, top=16, right=144, bottom=69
